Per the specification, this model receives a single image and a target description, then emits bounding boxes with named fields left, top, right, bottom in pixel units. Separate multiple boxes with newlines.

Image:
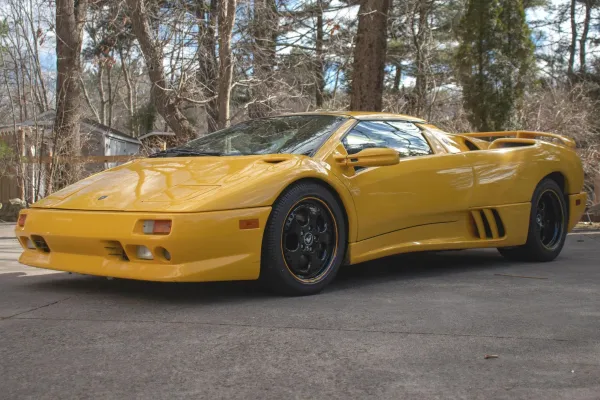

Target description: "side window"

left=341, top=129, right=378, bottom=155
left=342, top=121, right=433, bottom=157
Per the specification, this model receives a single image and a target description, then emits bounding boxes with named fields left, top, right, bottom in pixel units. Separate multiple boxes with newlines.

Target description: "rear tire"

left=260, top=182, right=347, bottom=296
left=498, top=178, right=567, bottom=262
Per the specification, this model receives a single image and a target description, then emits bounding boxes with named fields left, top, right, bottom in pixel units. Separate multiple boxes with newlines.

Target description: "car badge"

left=97, top=195, right=109, bottom=200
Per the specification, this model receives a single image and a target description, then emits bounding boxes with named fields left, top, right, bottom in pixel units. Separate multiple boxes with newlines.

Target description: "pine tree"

left=456, top=0, right=534, bottom=131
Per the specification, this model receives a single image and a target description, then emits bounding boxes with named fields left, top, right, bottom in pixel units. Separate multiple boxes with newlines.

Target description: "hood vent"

left=261, top=156, right=290, bottom=164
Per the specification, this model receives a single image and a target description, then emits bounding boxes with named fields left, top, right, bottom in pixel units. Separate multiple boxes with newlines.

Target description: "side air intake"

left=470, top=209, right=506, bottom=240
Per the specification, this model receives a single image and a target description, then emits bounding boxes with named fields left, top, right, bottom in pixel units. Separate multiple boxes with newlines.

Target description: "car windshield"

left=163, top=115, right=346, bottom=157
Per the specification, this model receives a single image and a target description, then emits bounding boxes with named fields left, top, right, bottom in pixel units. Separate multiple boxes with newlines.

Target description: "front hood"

left=33, top=155, right=315, bottom=212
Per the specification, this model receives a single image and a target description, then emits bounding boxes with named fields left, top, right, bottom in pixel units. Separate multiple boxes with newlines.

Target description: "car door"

left=338, top=120, right=474, bottom=241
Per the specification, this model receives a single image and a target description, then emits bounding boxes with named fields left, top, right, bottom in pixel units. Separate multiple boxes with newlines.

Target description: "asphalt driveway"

left=1, top=223, right=599, bottom=399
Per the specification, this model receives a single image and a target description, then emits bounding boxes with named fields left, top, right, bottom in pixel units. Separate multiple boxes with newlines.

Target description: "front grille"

left=31, top=235, right=51, bottom=253
left=104, top=241, right=129, bottom=261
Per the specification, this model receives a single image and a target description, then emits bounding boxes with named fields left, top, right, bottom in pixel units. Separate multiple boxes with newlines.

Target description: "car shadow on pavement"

left=330, top=249, right=508, bottom=292
left=4, top=248, right=513, bottom=303
left=6, top=272, right=268, bottom=304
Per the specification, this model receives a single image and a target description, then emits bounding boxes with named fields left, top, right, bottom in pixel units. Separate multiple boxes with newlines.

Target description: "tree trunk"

left=97, top=65, right=107, bottom=125
left=350, top=0, right=391, bottom=111
left=393, top=64, right=401, bottom=91
left=13, top=62, right=24, bottom=122
left=196, top=0, right=220, bottom=132
left=26, top=0, right=49, bottom=112
left=119, top=47, right=137, bottom=136
left=127, top=0, right=197, bottom=141
left=107, top=62, right=114, bottom=128
left=249, top=0, right=278, bottom=118
left=412, top=0, right=432, bottom=117
left=81, top=76, right=101, bottom=123
left=20, top=54, right=29, bottom=120
left=217, top=0, right=237, bottom=128
left=52, top=0, right=89, bottom=191
left=315, top=0, right=325, bottom=108
left=568, top=0, right=577, bottom=76
left=579, top=0, right=592, bottom=74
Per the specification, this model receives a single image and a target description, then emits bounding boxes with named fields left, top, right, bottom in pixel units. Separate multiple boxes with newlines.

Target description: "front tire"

left=260, top=182, right=347, bottom=296
left=498, top=178, right=568, bottom=262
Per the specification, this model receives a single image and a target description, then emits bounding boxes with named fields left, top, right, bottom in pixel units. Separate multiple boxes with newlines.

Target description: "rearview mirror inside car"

left=335, top=148, right=400, bottom=168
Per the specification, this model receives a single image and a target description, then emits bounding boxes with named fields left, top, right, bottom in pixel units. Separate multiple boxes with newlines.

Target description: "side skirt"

left=347, top=202, right=531, bottom=265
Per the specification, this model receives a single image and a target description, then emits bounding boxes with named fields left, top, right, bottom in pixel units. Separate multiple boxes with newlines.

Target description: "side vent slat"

left=491, top=209, right=506, bottom=237
left=471, top=211, right=486, bottom=240
left=482, top=209, right=500, bottom=239
left=471, top=208, right=506, bottom=240
left=480, top=212, right=493, bottom=239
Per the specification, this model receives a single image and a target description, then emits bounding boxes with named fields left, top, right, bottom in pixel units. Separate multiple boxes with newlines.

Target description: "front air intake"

left=104, top=241, right=129, bottom=261
left=30, top=235, right=51, bottom=253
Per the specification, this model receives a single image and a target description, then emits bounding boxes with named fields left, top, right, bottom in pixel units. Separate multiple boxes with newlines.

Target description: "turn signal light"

left=17, top=214, right=27, bottom=227
left=142, top=220, right=172, bottom=235
left=239, top=219, right=259, bottom=230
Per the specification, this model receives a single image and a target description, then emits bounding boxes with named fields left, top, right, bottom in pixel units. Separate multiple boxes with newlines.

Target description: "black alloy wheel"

left=498, top=178, right=568, bottom=262
left=535, top=190, right=564, bottom=251
left=261, top=182, right=347, bottom=296
left=282, top=198, right=337, bottom=282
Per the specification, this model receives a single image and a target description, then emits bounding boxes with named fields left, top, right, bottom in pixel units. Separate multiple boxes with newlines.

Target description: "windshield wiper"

left=148, top=148, right=222, bottom=158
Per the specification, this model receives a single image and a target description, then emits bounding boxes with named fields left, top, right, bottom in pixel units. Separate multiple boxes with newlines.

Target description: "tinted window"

left=342, top=121, right=433, bottom=157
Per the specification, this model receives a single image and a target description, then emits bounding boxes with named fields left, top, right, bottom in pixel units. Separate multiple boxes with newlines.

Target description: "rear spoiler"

left=460, top=131, right=576, bottom=149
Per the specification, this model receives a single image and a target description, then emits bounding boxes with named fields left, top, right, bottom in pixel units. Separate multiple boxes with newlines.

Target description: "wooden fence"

left=0, top=155, right=140, bottom=203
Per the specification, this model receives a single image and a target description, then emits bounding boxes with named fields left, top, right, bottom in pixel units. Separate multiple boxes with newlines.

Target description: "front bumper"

left=568, top=192, right=587, bottom=232
left=15, top=207, right=271, bottom=282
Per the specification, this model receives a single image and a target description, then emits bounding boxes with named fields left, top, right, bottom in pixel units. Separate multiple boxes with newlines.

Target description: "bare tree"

left=217, top=0, right=237, bottom=128
left=314, top=0, right=326, bottom=108
left=126, top=0, right=197, bottom=141
left=350, top=0, right=391, bottom=111
left=50, top=0, right=90, bottom=190
left=0, top=0, right=597, bottom=205
left=250, top=0, right=278, bottom=117
left=410, top=0, right=434, bottom=117
left=196, top=0, right=220, bottom=132
left=579, top=0, right=595, bottom=74
left=568, top=0, right=577, bottom=76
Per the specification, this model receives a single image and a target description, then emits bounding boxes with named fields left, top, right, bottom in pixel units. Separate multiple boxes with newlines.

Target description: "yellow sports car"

left=16, top=112, right=587, bottom=295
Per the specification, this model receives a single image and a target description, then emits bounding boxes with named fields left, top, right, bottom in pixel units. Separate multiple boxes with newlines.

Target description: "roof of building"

left=0, top=110, right=140, bottom=144
left=138, top=131, right=176, bottom=140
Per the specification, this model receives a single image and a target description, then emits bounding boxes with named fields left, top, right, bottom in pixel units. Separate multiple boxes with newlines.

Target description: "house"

left=138, top=131, right=174, bottom=153
left=0, top=111, right=141, bottom=206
